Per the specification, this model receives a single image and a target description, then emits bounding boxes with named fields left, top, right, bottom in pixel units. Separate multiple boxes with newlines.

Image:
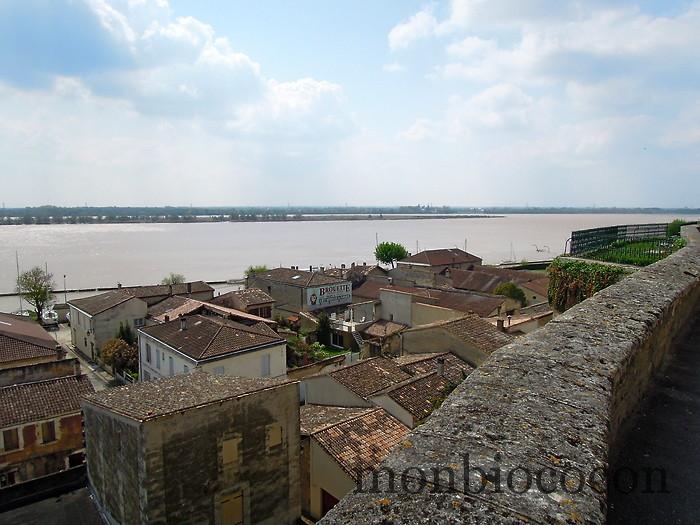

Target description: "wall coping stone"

left=320, top=224, right=700, bottom=525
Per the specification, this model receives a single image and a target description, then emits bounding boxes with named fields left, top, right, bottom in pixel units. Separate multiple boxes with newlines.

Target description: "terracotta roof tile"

left=399, top=248, right=481, bottom=267
left=312, top=408, right=410, bottom=482
left=0, top=375, right=94, bottom=427
left=300, top=405, right=373, bottom=435
left=425, top=315, right=515, bottom=354
left=0, top=313, right=59, bottom=364
left=68, top=289, right=138, bottom=316
left=210, top=288, right=274, bottom=309
left=328, top=358, right=412, bottom=399
left=140, top=315, right=283, bottom=361
left=384, top=372, right=463, bottom=422
left=398, top=352, right=474, bottom=383
left=253, top=268, right=347, bottom=287
left=362, top=320, right=407, bottom=339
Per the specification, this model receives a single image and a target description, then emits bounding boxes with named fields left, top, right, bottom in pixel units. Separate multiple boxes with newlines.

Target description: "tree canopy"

left=102, top=338, right=138, bottom=372
left=316, top=311, right=332, bottom=346
left=493, top=282, right=528, bottom=307
left=161, top=272, right=186, bottom=285
left=16, top=266, right=54, bottom=320
left=245, top=265, right=269, bottom=276
left=374, top=242, right=408, bottom=268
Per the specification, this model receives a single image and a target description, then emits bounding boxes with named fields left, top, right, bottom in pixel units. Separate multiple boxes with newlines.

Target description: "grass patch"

left=585, top=237, right=686, bottom=266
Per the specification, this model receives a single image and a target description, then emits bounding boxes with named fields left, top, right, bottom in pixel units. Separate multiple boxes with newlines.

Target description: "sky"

left=0, top=0, right=698, bottom=208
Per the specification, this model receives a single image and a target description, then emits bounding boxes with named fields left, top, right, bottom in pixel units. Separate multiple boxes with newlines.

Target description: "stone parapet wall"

left=320, top=225, right=700, bottom=524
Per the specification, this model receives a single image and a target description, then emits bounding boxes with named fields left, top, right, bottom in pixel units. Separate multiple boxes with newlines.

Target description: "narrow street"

left=53, top=325, right=112, bottom=391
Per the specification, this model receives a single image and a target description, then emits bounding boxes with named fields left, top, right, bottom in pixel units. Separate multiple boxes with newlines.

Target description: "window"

left=41, top=421, right=57, bottom=444
left=0, top=471, right=17, bottom=488
left=156, top=348, right=161, bottom=369
left=265, top=424, right=283, bottom=450
left=219, top=492, right=243, bottom=525
left=2, top=428, right=19, bottom=452
left=222, top=437, right=240, bottom=465
left=260, top=354, right=271, bottom=377
left=331, top=332, right=344, bottom=348
left=134, top=318, right=145, bottom=328
left=168, top=356, right=174, bottom=376
left=146, top=343, right=152, bottom=364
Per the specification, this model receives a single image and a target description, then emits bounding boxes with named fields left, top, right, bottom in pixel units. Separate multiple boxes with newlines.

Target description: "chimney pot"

left=164, top=315, right=170, bottom=322
left=497, top=319, right=505, bottom=332
left=436, top=357, right=445, bottom=377
left=341, top=263, right=346, bottom=269
left=117, top=282, right=122, bottom=288
left=179, top=315, right=187, bottom=331
left=309, top=265, right=313, bottom=272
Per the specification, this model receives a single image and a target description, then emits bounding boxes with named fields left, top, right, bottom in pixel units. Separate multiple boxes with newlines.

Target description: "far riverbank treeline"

left=1, top=205, right=699, bottom=225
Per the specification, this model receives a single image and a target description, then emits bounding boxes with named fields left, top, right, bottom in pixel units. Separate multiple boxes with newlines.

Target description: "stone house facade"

left=82, top=372, right=300, bottom=525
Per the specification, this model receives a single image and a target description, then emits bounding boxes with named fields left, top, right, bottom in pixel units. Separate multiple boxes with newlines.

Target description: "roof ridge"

left=201, top=324, right=225, bottom=359
left=0, top=372, right=87, bottom=391
left=311, top=407, right=383, bottom=435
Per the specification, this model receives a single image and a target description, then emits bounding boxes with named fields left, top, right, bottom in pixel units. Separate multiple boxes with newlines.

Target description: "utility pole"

left=64, top=275, right=68, bottom=303
left=15, top=251, right=23, bottom=313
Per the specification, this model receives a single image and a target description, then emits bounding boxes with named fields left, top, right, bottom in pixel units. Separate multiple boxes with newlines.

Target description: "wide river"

left=0, top=213, right=695, bottom=313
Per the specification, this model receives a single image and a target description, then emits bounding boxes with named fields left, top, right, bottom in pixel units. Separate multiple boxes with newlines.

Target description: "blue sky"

left=0, top=0, right=698, bottom=207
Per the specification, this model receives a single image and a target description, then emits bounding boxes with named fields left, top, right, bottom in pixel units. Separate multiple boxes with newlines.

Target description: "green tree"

left=667, top=219, right=685, bottom=237
left=374, top=242, right=409, bottom=268
left=117, top=322, right=137, bottom=346
left=16, top=266, right=55, bottom=320
left=161, top=272, right=186, bottom=285
left=102, top=338, right=138, bottom=372
left=316, top=311, right=332, bottom=346
left=493, top=282, right=528, bottom=307
left=245, top=265, right=269, bottom=276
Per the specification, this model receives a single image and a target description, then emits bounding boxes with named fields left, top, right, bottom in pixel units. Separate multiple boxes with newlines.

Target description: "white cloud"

left=388, top=7, right=438, bottom=50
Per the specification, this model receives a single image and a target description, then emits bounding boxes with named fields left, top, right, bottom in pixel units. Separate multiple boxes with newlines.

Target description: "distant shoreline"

left=1, top=214, right=502, bottom=226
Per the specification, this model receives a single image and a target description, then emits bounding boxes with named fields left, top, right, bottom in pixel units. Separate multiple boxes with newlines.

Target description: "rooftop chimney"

left=497, top=319, right=505, bottom=332
left=179, top=315, right=187, bottom=331
left=436, top=357, right=445, bottom=377
left=320, top=266, right=325, bottom=272
left=351, top=262, right=355, bottom=268
left=164, top=315, right=170, bottom=322
left=387, top=277, right=393, bottom=285
left=341, top=263, right=346, bottom=269
left=309, top=265, right=313, bottom=272
left=117, top=282, right=122, bottom=288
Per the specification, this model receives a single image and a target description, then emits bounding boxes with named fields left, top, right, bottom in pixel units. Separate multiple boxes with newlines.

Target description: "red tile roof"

left=140, top=315, right=283, bottom=361
left=353, top=281, right=505, bottom=317
left=300, top=405, right=373, bottom=435
left=0, top=374, right=94, bottom=427
left=253, top=267, right=347, bottom=287
left=312, top=408, right=410, bottom=482
left=521, top=277, right=550, bottom=297
left=210, top=288, right=274, bottom=309
left=408, top=315, right=514, bottom=354
left=397, top=352, right=474, bottom=383
left=68, top=289, right=138, bottom=316
left=383, top=372, right=461, bottom=422
left=449, top=269, right=509, bottom=293
left=0, top=313, right=59, bottom=365
left=399, top=248, right=482, bottom=267
left=362, top=319, right=407, bottom=339
left=328, top=358, right=412, bottom=399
